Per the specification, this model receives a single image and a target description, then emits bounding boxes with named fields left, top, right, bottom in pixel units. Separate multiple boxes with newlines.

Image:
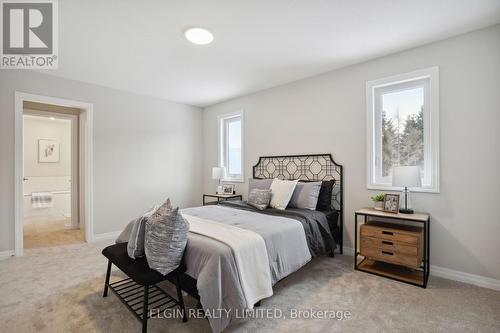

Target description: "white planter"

left=373, top=201, right=384, bottom=211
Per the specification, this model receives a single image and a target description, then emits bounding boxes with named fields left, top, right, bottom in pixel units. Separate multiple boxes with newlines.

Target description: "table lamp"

left=392, top=166, right=421, bottom=214
left=212, top=167, right=225, bottom=194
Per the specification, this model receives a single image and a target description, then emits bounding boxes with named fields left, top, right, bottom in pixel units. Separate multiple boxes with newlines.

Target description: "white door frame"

left=14, top=91, right=94, bottom=256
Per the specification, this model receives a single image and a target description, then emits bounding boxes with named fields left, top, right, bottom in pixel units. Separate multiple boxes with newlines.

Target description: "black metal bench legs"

left=175, top=275, right=188, bottom=322
left=102, top=259, right=188, bottom=333
left=142, top=285, right=149, bottom=333
left=103, top=260, right=112, bottom=297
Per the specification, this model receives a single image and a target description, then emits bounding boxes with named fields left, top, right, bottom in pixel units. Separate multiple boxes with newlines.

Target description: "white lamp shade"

left=392, top=166, right=422, bottom=188
left=212, top=167, right=225, bottom=179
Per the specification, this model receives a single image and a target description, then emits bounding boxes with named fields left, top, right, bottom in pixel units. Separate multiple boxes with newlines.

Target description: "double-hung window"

left=366, top=67, right=439, bottom=192
left=219, top=111, right=244, bottom=182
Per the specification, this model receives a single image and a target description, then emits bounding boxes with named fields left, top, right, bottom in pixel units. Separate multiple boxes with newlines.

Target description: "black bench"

left=102, top=243, right=187, bottom=333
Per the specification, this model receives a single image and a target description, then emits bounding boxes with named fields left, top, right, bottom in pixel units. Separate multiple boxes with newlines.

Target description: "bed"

left=172, top=154, right=343, bottom=332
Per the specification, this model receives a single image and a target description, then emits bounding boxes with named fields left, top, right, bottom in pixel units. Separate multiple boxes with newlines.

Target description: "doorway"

left=22, top=110, right=82, bottom=249
left=14, top=92, right=94, bottom=256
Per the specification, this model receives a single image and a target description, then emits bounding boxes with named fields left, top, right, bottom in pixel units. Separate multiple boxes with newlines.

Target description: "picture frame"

left=222, top=184, right=235, bottom=195
left=38, top=139, right=60, bottom=163
left=383, top=193, right=400, bottom=213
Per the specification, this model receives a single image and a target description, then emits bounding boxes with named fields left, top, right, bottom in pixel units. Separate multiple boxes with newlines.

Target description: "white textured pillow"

left=269, top=179, right=299, bottom=210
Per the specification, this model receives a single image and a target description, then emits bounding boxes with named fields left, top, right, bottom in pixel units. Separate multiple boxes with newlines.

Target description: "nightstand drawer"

left=360, top=223, right=421, bottom=246
left=361, top=237, right=418, bottom=256
left=360, top=245, right=421, bottom=269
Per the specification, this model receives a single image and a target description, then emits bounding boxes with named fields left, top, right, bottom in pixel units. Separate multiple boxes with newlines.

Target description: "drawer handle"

left=382, top=231, right=394, bottom=235
left=382, top=241, right=393, bottom=245
left=381, top=251, right=394, bottom=256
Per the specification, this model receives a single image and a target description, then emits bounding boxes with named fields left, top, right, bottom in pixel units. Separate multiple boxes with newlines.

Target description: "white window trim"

left=218, top=110, right=244, bottom=182
left=366, top=67, right=440, bottom=193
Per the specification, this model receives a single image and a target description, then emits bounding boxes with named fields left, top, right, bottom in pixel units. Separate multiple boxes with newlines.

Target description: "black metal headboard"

left=252, top=153, right=343, bottom=212
left=252, top=154, right=343, bottom=254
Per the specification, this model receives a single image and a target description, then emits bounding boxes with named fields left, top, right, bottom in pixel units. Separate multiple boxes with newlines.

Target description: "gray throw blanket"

left=219, top=200, right=336, bottom=256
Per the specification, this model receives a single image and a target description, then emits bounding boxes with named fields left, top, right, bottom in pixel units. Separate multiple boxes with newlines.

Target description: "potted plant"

left=371, top=193, right=385, bottom=210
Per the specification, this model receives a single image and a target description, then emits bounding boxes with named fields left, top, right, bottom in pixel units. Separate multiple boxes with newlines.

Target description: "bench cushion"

left=102, top=242, right=186, bottom=286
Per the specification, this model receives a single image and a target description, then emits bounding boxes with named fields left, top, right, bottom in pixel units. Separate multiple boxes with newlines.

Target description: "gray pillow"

left=248, top=178, right=273, bottom=198
left=248, top=189, right=272, bottom=210
left=288, top=181, right=322, bottom=210
left=116, top=218, right=136, bottom=244
left=145, top=205, right=189, bottom=275
left=127, top=205, right=160, bottom=259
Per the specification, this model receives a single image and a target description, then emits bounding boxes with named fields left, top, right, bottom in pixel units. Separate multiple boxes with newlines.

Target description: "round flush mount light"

left=184, top=27, right=214, bottom=45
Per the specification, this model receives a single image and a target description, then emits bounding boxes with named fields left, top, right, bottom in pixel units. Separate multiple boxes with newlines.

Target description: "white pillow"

left=269, top=179, right=299, bottom=210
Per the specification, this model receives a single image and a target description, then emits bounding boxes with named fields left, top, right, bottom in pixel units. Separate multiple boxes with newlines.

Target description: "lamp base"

left=399, top=208, right=414, bottom=214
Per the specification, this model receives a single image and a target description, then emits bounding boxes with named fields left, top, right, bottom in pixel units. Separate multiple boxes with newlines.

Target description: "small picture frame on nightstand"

left=383, top=193, right=400, bottom=213
left=222, top=184, right=235, bottom=194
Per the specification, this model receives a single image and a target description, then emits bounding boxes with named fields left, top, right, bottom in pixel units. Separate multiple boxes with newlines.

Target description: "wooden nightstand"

left=203, top=193, right=243, bottom=206
left=354, top=208, right=430, bottom=288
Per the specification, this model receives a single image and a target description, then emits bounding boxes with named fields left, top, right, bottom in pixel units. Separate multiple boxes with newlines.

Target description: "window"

left=366, top=67, right=439, bottom=192
left=219, top=111, right=244, bottom=181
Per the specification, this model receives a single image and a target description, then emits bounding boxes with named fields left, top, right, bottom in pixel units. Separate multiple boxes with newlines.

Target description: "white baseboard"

left=430, top=265, right=500, bottom=291
left=91, top=230, right=120, bottom=243
left=340, top=246, right=500, bottom=291
left=342, top=246, right=355, bottom=256
left=0, top=250, right=15, bottom=260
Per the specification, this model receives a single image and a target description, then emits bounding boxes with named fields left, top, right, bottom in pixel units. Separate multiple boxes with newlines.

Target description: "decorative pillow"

left=145, top=205, right=189, bottom=275
left=116, top=218, right=136, bottom=244
left=127, top=204, right=161, bottom=259
left=288, top=181, right=322, bottom=210
left=248, top=178, right=274, bottom=198
left=316, top=180, right=335, bottom=211
left=248, top=189, right=272, bottom=210
left=269, top=178, right=299, bottom=210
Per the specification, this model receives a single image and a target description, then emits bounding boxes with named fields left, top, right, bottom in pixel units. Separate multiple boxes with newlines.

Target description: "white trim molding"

left=430, top=265, right=500, bottom=291
left=91, top=231, right=121, bottom=243
left=366, top=67, right=440, bottom=193
left=14, top=92, right=94, bottom=256
left=343, top=246, right=500, bottom=291
left=343, top=246, right=355, bottom=256
left=0, top=250, right=15, bottom=261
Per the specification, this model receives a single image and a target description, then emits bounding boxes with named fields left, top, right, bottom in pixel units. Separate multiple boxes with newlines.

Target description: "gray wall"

left=0, top=71, right=203, bottom=251
left=203, top=25, right=500, bottom=280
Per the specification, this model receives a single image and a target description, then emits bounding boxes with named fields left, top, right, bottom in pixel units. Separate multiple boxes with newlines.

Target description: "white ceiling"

left=44, top=0, right=500, bottom=107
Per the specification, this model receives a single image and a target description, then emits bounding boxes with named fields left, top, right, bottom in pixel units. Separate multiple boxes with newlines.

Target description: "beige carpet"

left=0, top=241, right=499, bottom=333
left=23, top=216, right=85, bottom=249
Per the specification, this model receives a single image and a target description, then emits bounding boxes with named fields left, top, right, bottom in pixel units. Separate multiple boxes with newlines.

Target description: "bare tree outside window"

left=381, top=87, right=424, bottom=177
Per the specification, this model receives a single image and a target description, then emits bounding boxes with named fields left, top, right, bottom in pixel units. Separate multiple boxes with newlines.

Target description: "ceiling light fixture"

left=184, top=27, right=214, bottom=45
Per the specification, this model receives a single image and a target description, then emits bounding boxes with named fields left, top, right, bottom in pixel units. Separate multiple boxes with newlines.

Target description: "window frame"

left=218, top=110, right=244, bottom=182
left=366, top=67, right=439, bottom=193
